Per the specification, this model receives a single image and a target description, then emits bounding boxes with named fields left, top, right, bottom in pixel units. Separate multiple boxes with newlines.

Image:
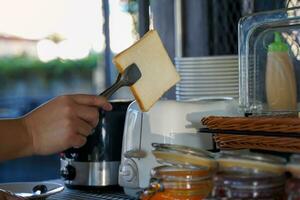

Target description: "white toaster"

left=118, top=98, right=240, bottom=197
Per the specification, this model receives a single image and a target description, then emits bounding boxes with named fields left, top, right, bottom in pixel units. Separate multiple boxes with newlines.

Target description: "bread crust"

left=113, top=30, right=156, bottom=67
left=113, top=31, right=158, bottom=112
left=113, top=62, right=147, bottom=111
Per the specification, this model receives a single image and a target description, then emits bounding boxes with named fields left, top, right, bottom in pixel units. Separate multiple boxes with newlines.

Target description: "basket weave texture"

left=201, top=116, right=300, bottom=153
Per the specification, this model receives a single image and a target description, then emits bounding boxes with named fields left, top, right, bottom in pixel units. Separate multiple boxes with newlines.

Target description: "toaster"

left=118, top=98, right=240, bottom=197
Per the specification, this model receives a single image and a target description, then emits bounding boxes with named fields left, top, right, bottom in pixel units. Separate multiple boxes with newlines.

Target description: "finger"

left=72, top=135, right=87, bottom=148
left=102, top=102, right=113, bottom=111
left=75, top=105, right=99, bottom=127
left=0, top=190, right=23, bottom=200
left=74, top=118, right=94, bottom=137
left=71, top=94, right=112, bottom=110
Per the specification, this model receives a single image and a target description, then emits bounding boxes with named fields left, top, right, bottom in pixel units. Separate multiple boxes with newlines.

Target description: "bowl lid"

left=151, top=143, right=217, bottom=170
left=216, top=150, right=286, bottom=175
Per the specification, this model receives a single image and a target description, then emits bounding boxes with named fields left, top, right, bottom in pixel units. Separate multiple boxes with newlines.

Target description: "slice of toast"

left=113, top=30, right=180, bottom=112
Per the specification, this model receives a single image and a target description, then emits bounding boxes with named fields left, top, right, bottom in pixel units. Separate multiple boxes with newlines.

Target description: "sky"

left=0, top=0, right=135, bottom=60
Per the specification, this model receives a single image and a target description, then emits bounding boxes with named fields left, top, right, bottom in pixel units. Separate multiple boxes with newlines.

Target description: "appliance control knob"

left=120, top=164, right=136, bottom=182
left=60, top=165, right=76, bottom=180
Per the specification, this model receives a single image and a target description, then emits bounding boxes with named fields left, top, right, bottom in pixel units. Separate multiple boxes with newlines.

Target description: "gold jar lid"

left=152, top=143, right=217, bottom=170
left=216, top=150, right=286, bottom=175
left=152, top=165, right=212, bottom=180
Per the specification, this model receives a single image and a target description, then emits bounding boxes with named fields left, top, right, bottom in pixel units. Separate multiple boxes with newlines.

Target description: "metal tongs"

left=99, top=63, right=142, bottom=98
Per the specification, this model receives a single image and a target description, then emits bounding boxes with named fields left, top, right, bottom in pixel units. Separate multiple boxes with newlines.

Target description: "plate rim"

left=0, top=181, right=64, bottom=198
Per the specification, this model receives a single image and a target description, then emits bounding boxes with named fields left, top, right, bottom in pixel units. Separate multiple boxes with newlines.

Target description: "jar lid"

left=152, top=143, right=217, bottom=170
left=151, top=166, right=212, bottom=181
left=216, top=150, right=286, bottom=175
left=286, top=154, right=300, bottom=177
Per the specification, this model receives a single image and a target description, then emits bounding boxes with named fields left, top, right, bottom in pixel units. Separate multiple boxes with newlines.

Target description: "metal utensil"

left=32, top=184, right=48, bottom=195
left=99, top=63, right=142, bottom=98
left=12, top=184, right=48, bottom=197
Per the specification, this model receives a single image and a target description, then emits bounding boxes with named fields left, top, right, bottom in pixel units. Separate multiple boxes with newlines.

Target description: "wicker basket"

left=202, top=116, right=300, bottom=153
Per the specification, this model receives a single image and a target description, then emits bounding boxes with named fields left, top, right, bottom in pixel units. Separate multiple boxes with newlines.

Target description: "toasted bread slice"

left=113, top=30, right=180, bottom=112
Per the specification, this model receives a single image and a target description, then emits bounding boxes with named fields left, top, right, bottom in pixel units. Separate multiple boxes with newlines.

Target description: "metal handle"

left=99, top=73, right=123, bottom=98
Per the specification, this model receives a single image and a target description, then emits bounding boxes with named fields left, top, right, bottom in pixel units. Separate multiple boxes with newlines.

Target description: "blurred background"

left=0, top=0, right=290, bottom=182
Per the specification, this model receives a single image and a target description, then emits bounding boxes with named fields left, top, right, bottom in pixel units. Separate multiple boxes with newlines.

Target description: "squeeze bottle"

left=265, top=32, right=297, bottom=110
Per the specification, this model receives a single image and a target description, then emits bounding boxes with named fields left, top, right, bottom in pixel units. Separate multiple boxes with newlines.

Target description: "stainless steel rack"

left=48, top=189, right=135, bottom=200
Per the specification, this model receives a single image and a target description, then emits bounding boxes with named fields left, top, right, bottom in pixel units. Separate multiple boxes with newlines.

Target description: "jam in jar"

left=140, top=166, right=213, bottom=200
left=140, top=143, right=217, bottom=200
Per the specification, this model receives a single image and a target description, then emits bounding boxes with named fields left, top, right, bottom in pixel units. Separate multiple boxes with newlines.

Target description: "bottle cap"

left=268, top=32, right=289, bottom=52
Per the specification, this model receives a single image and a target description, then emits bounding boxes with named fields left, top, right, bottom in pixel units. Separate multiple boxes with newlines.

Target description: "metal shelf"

left=48, top=189, right=135, bottom=200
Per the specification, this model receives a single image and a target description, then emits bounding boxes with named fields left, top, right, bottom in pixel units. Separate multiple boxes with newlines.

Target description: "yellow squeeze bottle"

left=265, top=32, right=297, bottom=111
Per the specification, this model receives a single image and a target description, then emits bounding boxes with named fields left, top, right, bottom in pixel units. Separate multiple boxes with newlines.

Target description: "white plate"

left=177, top=86, right=239, bottom=90
left=176, top=90, right=238, bottom=95
left=177, top=68, right=238, bottom=72
left=179, top=71, right=238, bottom=76
left=176, top=95, right=239, bottom=100
left=174, top=55, right=238, bottom=61
left=175, top=61, right=238, bottom=66
left=175, top=63, right=238, bottom=68
left=178, top=82, right=238, bottom=86
left=180, top=75, right=238, bottom=80
left=177, top=86, right=238, bottom=90
left=178, top=79, right=238, bottom=84
left=175, top=57, right=238, bottom=61
left=177, top=82, right=238, bottom=88
left=0, top=182, right=64, bottom=199
left=176, top=95, right=239, bottom=99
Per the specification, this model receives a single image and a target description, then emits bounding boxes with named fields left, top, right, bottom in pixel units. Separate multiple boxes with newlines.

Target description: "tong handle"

left=99, top=73, right=122, bottom=98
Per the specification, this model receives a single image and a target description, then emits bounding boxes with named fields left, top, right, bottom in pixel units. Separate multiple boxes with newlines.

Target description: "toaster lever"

left=124, top=150, right=146, bottom=159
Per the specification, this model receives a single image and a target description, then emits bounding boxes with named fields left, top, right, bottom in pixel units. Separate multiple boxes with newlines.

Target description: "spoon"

left=32, top=184, right=48, bottom=195
left=99, top=63, right=142, bottom=98
left=12, top=184, right=48, bottom=197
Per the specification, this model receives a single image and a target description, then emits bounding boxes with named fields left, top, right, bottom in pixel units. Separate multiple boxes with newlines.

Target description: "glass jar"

left=140, top=166, right=213, bottom=200
left=286, top=154, right=300, bottom=200
left=212, top=150, right=286, bottom=200
left=140, top=143, right=217, bottom=200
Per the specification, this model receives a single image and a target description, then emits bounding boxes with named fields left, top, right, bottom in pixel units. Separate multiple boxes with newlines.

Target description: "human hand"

left=0, top=190, right=24, bottom=200
left=22, top=94, right=112, bottom=155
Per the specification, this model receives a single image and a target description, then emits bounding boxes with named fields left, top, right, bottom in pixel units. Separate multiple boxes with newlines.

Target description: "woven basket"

left=213, top=134, right=300, bottom=153
left=202, top=116, right=300, bottom=153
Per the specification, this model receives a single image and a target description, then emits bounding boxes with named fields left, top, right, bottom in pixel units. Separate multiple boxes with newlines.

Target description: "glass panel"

left=239, top=7, right=300, bottom=115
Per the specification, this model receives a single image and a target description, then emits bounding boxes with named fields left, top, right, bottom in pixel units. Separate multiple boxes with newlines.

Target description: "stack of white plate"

left=175, top=55, right=239, bottom=101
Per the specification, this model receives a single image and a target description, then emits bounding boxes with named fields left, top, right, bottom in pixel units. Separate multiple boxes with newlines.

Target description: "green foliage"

left=120, top=0, right=138, bottom=14
left=0, top=53, right=102, bottom=80
left=127, top=0, right=138, bottom=14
